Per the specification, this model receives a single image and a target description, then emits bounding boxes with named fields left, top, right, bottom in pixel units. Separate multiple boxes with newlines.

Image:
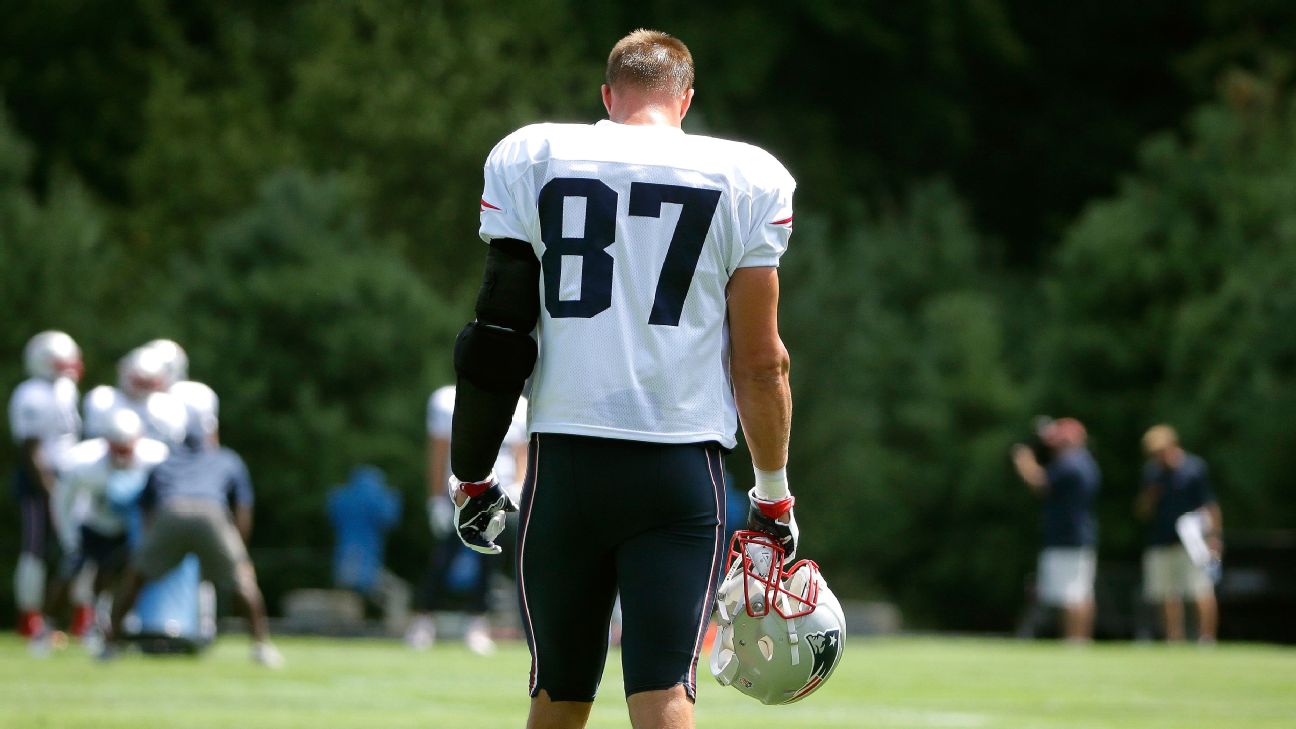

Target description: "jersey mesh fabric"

left=479, top=121, right=795, bottom=449
left=8, top=377, right=81, bottom=464
left=59, top=437, right=168, bottom=535
left=82, top=386, right=187, bottom=446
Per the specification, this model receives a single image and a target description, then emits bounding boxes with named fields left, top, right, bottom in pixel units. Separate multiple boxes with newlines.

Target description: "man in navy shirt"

left=1137, top=424, right=1222, bottom=643
left=102, top=400, right=282, bottom=667
left=1012, top=417, right=1101, bottom=641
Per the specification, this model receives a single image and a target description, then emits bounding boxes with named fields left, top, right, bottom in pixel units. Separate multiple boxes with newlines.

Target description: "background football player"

left=82, top=345, right=188, bottom=447
left=50, top=408, right=168, bottom=648
left=7, top=330, right=83, bottom=638
left=406, top=384, right=526, bottom=654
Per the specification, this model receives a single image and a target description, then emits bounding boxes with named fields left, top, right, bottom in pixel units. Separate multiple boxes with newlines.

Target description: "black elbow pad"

left=453, top=322, right=537, bottom=393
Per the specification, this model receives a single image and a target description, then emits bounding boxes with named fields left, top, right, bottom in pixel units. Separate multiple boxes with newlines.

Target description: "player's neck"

left=609, top=105, right=682, bottom=128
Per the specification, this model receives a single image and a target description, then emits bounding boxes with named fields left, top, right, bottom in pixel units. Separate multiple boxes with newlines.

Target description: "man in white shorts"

left=1012, top=417, right=1100, bottom=641
left=1137, top=424, right=1222, bottom=642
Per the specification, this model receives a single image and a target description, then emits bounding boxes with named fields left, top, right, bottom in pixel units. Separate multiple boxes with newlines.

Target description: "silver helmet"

left=103, top=408, right=144, bottom=447
left=118, top=346, right=168, bottom=400
left=710, top=531, right=845, bottom=705
left=144, top=339, right=189, bottom=388
left=24, top=330, right=83, bottom=381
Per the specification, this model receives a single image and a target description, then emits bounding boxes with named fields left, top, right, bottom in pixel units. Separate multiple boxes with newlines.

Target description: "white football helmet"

left=82, top=385, right=123, bottom=438
left=24, top=330, right=83, bottom=381
left=118, top=347, right=168, bottom=400
left=144, top=392, right=190, bottom=447
left=144, top=339, right=189, bottom=388
left=710, top=530, right=845, bottom=705
left=103, top=407, right=144, bottom=446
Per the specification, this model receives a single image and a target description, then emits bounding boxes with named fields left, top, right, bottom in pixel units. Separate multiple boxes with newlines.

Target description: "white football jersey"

left=427, top=385, right=528, bottom=486
left=82, top=385, right=188, bottom=446
left=8, top=377, right=81, bottom=469
left=171, top=380, right=220, bottom=438
left=56, top=437, right=169, bottom=536
left=479, top=121, right=794, bottom=448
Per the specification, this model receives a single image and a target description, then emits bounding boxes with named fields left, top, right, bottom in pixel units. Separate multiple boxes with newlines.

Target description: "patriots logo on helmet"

left=788, top=629, right=842, bottom=702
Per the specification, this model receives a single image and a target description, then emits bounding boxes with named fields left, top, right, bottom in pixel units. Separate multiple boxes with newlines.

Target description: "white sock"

left=71, top=565, right=96, bottom=606
left=15, top=553, right=46, bottom=612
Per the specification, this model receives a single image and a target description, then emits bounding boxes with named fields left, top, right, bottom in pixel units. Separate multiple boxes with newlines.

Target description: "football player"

left=8, top=331, right=83, bottom=637
left=101, top=389, right=283, bottom=668
left=82, top=346, right=188, bottom=447
left=447, top=30, right=798, bottom=729
left=406, top=385, right=527, bottom=654
left=51, top=408, right=168, bottom=645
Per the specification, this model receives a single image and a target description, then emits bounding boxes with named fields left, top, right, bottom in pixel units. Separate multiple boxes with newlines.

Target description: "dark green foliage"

left=1040, top=74, right=1296, bottom=552
left=164, top=170, right=458, bottom=591
left=780, top=184, right=1029, bottom=627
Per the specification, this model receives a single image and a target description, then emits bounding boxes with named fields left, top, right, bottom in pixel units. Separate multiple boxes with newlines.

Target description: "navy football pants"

left=516, top=434, right=727, bottom=702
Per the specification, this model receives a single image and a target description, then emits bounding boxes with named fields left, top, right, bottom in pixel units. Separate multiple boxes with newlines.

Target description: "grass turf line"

left=0, top=635, right=1293, bottom=728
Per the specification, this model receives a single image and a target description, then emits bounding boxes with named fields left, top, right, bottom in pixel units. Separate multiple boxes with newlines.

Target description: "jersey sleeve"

left=227, top=452, right=255, bottom=508
left=479, top=128, right=538, bottom=244
left=736, top=159, right=796, bottom=269
left=427, top=387, right=455, bottom=439
left=1193, top=461, right=1216, bottom=507
left=8, top=383, right=49, bottom=443
left=502, top=397, right=528, bottom=446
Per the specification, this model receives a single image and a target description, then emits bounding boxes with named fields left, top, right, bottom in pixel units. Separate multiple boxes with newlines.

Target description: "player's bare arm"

left=427, top=434, right=447, bottom=500
left=728, top=265, right=799, bottom=556
left=729, top=266, right=791, bottom=472
left=235, top=503, right=254, bottom=542
left=1134, top=483, right=1161, bottom=520
left=1011, top=444, right=1048, bottom=494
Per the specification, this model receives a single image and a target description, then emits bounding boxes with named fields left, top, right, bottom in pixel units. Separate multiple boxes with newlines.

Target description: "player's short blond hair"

left=606, top=29, right=694, bottom=96
left=1142, top=424, right=1179, bottom=455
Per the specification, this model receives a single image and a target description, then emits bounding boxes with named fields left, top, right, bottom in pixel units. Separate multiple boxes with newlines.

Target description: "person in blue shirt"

left=1136, top=424, right=1222, bottom=643
left=1012, top=417, right=1101, bottom=642
left=101, top=401, right=282, bottom=667
left=327, top=465, right=409, bottom=633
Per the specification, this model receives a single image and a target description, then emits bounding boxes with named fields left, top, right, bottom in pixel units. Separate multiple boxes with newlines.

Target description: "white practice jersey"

left=427, top=385, right=528, bottom=486
left=55, top=437, right=169, bottom=536
left=479, top=120, right=794, bottom=449
left=170, top=380, right=219, bottom=436
left=8, top=377, right=81, bottom=469
left=82, top=386, right=188, bottom=447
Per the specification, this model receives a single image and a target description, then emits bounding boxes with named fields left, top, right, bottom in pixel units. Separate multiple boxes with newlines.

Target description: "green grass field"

left=1, top=635, right=1292, bottom=728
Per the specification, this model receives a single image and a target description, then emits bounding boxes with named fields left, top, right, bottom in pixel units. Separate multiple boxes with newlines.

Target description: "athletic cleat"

left=464, top=619, right=496, bottom=656
left=404, top=616, right=436, bottom=651
left=27, top=626, right=53, bottom=659
left=82, top=627, right=105, bottom=656
left=70, top=604, right=95, bottom=637
left=251, top=641, right=285, bottom=669
left=93, top=639, right=121, bottom=664
left=18, top=611, right=45, bottom=638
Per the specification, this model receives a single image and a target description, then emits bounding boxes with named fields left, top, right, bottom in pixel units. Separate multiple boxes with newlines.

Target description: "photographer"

left=1012, top=417, right=1101, bottom=642
left=1136, top=424, right=1221, bottom=643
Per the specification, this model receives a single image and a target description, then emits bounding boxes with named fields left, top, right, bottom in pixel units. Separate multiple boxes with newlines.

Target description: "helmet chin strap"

left=787, top=612, right=801, bottom=666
